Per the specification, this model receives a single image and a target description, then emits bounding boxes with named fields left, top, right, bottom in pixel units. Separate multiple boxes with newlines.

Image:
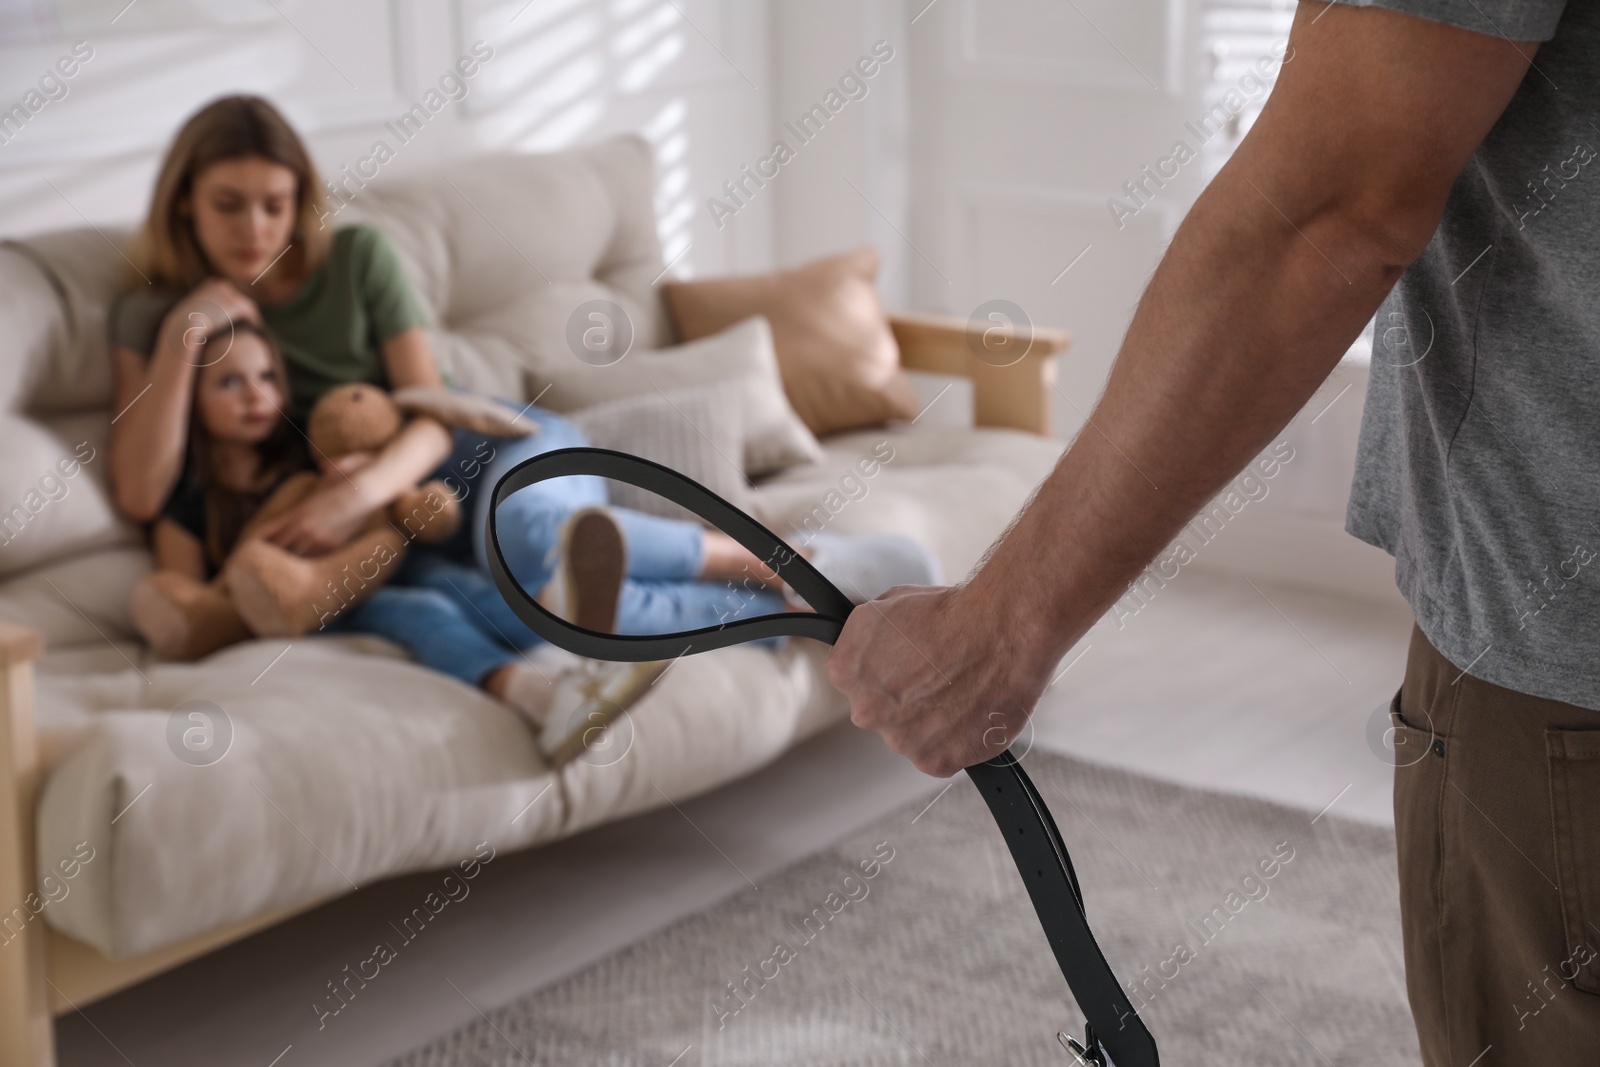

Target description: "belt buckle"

left=1059, top=1026, right=1111, bottom=1066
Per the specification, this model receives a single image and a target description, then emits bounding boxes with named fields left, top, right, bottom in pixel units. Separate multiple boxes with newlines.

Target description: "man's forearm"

left=968, top=164, right=1413, bottom=670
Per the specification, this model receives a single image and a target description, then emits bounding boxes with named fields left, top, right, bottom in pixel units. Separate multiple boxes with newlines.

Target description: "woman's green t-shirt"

left=107, top=224, right=428, bottom=423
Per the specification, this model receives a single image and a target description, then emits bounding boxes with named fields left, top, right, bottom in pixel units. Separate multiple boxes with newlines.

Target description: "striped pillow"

left=570, top=383, right=752, bottom=526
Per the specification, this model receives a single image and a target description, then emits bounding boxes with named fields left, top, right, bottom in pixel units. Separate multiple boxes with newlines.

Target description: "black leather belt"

left=487, top=447, right=1160, bottom=1067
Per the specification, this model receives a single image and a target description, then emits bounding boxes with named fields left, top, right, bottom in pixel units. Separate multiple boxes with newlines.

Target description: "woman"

left=108, top=94, right=938, bottom=758
left=108, top=97, right=448, bottom=558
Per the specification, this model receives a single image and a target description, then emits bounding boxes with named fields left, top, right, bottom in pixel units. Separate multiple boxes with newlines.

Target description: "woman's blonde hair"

left=127, top=95, right=330, bottom=291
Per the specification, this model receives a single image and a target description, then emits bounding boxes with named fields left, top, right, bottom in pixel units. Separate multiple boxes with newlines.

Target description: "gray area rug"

left=388, top=751, right=1419, bottom=1066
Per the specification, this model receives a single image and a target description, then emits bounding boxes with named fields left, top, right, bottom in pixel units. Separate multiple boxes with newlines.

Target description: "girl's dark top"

left=160, top=474, right=293, bottom=579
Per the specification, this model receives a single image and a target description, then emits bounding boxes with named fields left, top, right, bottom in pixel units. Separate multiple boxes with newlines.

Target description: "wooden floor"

left=1033, top=567, right=1412, bottom=826
left=54, top=568, right=1413, bottom=1067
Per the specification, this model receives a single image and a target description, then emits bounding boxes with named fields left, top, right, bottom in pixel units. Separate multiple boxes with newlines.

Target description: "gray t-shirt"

left=1338, top=0, right=1600, bottom=707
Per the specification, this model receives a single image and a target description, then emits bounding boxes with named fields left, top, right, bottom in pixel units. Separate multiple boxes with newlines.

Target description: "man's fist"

left=825, top=583, right=1052, bottom=777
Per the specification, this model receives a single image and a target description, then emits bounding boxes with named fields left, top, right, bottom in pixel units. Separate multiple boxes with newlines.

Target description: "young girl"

left=150, top=321, right=304, bottom=581
left=129, top=320, right=307, bottom=654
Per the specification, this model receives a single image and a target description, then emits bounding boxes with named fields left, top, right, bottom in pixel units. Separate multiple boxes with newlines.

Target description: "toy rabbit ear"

left=392, top=386, right=539, bottom=438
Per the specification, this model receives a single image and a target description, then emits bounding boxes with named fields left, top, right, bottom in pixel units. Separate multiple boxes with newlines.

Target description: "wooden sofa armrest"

left=0, top=621, right=51, bottom=1066
left=888, top=311, right=1070, bottom=436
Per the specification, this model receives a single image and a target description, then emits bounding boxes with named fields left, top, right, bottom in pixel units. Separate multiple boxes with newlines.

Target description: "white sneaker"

left=498, top=646, right=585, bottom=726
left=538, top=659, right=667, bottom=767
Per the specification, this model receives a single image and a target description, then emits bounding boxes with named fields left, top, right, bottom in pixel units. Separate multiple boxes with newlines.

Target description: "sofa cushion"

left=0, top=233, right=128, bottom=416
left=35, top=636, right=562, bottom=957
left=34, top=633, right=818, bottom=958
left=0, top=546, right=148, bottom=651
left=0, top=243, right=67, bottom=414
left=341, top=135, right=675, bottom=403
left=0, top=412, right=136, bottom=581
left=750, top=423, right=1066, bottom=582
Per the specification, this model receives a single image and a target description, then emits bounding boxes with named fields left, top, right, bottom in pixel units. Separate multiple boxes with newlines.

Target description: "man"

left=826, top=1, right=1600, bottom=1062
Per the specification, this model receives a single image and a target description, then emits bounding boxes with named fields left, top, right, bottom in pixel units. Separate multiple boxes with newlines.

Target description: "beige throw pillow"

left=527, top=315, right=823, bottom=477
left=661, top=245, right=920, bottom=437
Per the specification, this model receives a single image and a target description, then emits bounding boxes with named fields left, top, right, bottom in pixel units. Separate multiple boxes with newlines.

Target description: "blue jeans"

left=458, top=406, right=709, bottom=587
left=332, top=404, right=786, bottom=686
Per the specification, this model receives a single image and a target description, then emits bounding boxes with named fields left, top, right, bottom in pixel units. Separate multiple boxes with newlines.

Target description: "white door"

left=908, top=0, right=1295, bottom=438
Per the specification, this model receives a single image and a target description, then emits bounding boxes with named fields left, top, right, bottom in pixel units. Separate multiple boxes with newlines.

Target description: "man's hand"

left=825, top=583, right=1057, bottom=777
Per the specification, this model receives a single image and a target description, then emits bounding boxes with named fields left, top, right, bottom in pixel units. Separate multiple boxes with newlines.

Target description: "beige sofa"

left=0, top=133, right=1067, bottom=1065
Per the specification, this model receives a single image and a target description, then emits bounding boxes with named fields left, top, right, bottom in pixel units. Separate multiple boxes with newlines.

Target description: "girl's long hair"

left=188, top=320, right=307, bottom=569
left=127, top=95, right=331, bottom=291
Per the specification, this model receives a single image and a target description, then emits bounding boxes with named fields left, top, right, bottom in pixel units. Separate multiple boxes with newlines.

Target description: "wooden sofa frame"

left=0, top=311, right=1066, bottom=1064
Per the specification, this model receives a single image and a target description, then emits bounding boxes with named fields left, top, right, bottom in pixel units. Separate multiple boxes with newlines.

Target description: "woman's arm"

left=108, top=280, right=261, bottom=521
left=382, top=326, right=444, bottom=389
left=109, top=339, right=193, bottom=521
left=258, top=326, right=452, bottom=556
left=150, top=518, right=208, bottom=582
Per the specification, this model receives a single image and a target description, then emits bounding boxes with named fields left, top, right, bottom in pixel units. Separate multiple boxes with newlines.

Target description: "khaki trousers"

left=1394, top=625, right=1600, bottom=1064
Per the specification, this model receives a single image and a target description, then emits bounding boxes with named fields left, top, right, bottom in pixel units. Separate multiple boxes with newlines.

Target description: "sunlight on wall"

left=644, top=99, right=693, bottom=273
left=469, top=0, right=695, bottom=271
left=1, top=0, right=717, bottom=267
left=615, top=0, right=685, bottom=91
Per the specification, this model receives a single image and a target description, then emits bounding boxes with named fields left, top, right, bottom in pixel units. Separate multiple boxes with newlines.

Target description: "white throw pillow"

left=571, top=383, right=752, bottom=526
left=527, top=315, right=824, bottom=476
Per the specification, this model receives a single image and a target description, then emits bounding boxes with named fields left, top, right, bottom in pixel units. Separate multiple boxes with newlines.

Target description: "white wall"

left=893, top=0, right=1397, bottom=605
left=904, top=0, right=1201, bottom=438
left=764, top=0, right=911, bottom=308
left=0, top=0, right=778, bottom=279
